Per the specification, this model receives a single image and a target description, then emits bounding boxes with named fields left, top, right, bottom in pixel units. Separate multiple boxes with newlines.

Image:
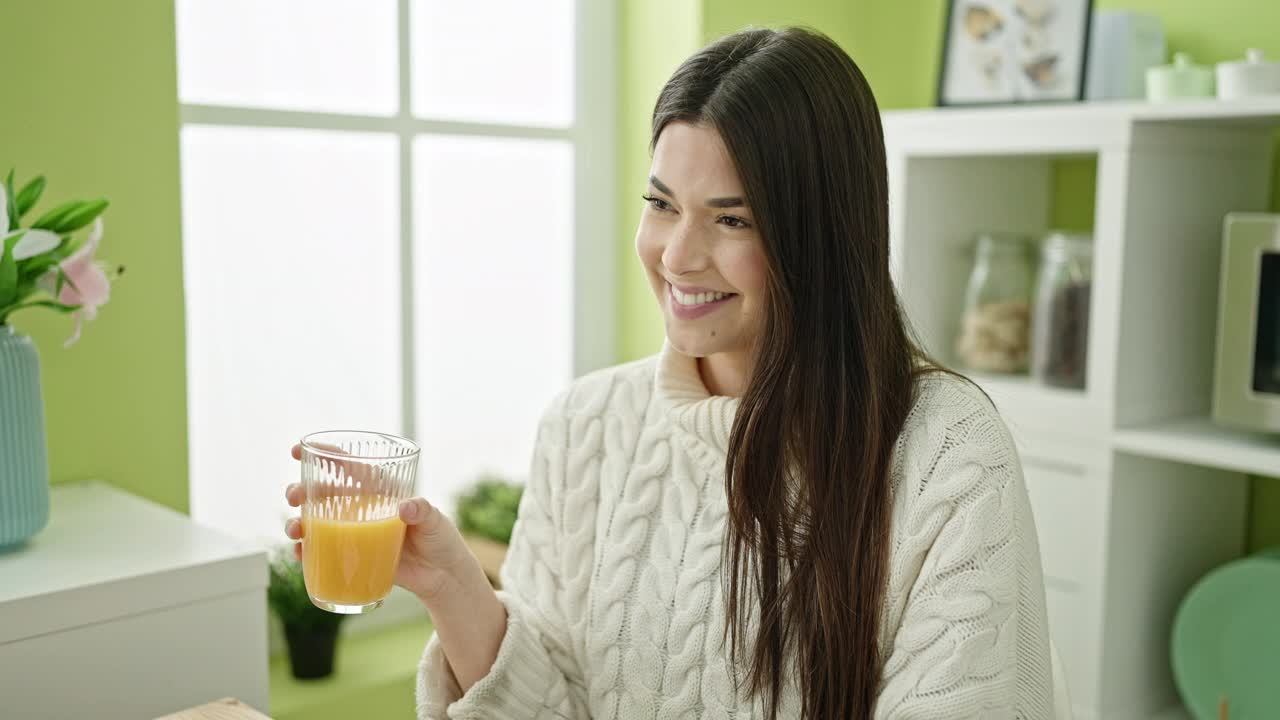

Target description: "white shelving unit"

left=883, top=96, right=1280, bottom=720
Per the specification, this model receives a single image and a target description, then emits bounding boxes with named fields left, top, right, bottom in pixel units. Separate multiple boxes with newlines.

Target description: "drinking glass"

left=299, top=430, right=420, bottom=614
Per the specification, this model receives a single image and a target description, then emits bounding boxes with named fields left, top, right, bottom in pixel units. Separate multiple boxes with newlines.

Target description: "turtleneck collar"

left=654, top=342, right=740, bottom=475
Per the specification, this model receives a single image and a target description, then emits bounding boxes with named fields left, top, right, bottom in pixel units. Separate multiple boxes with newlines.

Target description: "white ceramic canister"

left=1146, top=52, right=1215, bottom=101
left=1217, top=49, right=1280, bottom=99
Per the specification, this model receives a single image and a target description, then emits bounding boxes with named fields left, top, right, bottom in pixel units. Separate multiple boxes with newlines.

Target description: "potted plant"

left=268, top=548, right=346, bottom=680
left=0, top=170, right=117, bottom=549
left=456, top=474, right=523, bottom=587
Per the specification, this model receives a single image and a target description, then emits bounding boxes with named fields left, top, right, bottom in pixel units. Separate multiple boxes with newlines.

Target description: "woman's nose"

left=661, top=222, right=708, bottom=276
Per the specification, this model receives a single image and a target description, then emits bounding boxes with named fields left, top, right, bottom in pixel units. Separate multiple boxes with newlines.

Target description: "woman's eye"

left=642, top=194, right=672, bottom=212
left=719, top=215, right=752, bottom=229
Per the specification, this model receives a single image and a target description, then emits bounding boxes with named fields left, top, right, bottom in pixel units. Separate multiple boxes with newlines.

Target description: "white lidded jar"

left=1216, top=49, right=1280, bottom=100
left=1146, top=52, right=1215, bottom=101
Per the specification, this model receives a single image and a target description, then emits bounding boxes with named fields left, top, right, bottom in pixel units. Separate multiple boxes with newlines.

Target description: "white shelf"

left=969, top=371, right=1087, bottom=403
left=964, top=372, right=1106, bottom=453
left=885, top=95, right=1280, bottom=127
left=882, top=96, right=1280, bottom=155
left=1114, top=417, right=1280, bottom=477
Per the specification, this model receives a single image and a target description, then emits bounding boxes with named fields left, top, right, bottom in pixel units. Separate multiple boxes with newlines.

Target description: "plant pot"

left=283, top=623, right=341, bottom=680
left=0, top=326, right=50, bottom=550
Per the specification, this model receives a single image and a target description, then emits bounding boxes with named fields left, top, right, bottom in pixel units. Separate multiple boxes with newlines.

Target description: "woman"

left=286, top=26, right=1056, bottom=719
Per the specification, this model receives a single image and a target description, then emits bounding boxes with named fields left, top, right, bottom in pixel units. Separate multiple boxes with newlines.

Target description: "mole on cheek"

left=710, top=330, right=717, bottom=337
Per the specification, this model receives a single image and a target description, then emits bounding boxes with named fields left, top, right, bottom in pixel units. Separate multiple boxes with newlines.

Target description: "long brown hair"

left=651, top=27, right=918, bottom=719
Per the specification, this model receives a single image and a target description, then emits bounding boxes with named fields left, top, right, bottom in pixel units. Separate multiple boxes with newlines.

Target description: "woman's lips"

left=668, top=282, right=736, bottom=320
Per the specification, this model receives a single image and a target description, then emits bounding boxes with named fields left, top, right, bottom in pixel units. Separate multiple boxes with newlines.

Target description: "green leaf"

left=20, top=255, right=60, bottom=283
left=59, top=236, right=83, bottom=260
left=3, top=299, right=79, bottom=314
left=55, top=265, right=80, bottom=296
left=267, top=552, right=345, bottom=631
left=49, top=198, right=108, bottom=234
left=4, top=171, right=18, bottom=233
left=455, top=476, right=523, bottom=544
left=0, top=296, right=80, bottom=324
left=14, top=175, right=46, bottom=218
left=32, top=200, right=87, bottom=231
left=0, top=233, right=21, bottom=306
left=15, top=234, right=77, bottom=283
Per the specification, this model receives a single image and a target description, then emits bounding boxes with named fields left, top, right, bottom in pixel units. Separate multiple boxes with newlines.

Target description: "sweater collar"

left=655, top=342, right=740, bottom=469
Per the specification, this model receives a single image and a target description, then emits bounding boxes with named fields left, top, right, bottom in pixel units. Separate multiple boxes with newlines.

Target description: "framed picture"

left=938, top=0, right=1093, bottom=106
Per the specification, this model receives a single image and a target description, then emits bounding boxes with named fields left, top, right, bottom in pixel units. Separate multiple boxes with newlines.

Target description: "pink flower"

left=40, top=218, right=111, bottom=347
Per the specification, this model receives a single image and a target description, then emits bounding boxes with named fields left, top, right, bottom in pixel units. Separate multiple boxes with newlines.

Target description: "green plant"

left=267, top=548, right=345, bottom=632
left=0, top=168, right=119, bottom=344
left=456, top=474, right=524, bottom=544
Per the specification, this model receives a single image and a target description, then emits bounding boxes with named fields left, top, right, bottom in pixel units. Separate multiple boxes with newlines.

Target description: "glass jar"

left=1031, top=233, right=1093, bottom=389
left=956, top=233, right=1034, bottom=374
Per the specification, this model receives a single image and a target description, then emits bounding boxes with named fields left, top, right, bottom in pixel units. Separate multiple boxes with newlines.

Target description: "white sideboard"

left=0, top=481, right=268, bottom=719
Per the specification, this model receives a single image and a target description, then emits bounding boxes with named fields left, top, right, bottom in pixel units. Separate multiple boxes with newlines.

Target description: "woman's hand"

left=283, top=443, right=479, bottom=605
left=284, top=443, right=508, bottom=689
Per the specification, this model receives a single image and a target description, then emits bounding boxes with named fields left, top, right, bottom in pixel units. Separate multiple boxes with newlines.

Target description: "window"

left=176, top=0, right=616, bottom=544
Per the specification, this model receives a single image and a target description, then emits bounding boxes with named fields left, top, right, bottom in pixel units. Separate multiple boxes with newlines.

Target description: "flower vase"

left=0, top=325, right=50, bottom=549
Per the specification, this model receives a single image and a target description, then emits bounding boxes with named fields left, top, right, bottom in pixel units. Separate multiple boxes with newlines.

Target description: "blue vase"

left=0, top=325, right=50, bottom=549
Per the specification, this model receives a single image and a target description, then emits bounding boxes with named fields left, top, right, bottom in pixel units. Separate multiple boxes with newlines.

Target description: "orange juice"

left=303, top=496, right=406, bottom=607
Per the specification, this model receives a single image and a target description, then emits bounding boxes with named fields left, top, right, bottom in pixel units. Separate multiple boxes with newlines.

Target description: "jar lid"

left=1042, top=232, right=1094, bottom=256
left=975, top=232, right=1031, bottom=255
left=1149, top=52, right=1214, bottom=80
left=1219, top=48, right=1279, bottom=69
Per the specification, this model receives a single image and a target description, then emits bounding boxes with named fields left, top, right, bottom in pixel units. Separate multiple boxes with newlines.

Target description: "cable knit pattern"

left=417, top=345, right=1056, bottom=719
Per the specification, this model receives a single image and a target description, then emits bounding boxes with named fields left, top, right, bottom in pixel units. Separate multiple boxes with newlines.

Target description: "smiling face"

left=635, top=121, right=770, bottom=362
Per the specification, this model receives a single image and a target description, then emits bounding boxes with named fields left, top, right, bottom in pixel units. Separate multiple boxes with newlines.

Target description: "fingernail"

left=402, top=500, right=420, bottom=522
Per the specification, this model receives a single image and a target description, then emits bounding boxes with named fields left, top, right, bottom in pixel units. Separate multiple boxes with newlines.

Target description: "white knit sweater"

left=417, top=346, right=1055, bottom=719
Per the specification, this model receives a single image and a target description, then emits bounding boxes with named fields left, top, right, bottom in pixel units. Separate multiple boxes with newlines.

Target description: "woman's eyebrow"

left=649, top=174, right=746, bottom=209
left=648, top=174, right=678, bottom=197
left=706, top=196, right=746, bottom=209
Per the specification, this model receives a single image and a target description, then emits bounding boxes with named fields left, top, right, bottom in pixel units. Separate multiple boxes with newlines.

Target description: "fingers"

left=285, top=517, right=304, bottom=540
left=299, top=441, right=347, bottom=458
left=293, top=542, right=302, bottom=561
left=399, top=497, right=435, bottom=526
left=285, top=483, right=305, bottom=507
left=294, top=441, right=385, bottom=494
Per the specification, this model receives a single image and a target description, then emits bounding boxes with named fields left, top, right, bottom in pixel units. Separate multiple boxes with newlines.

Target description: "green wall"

left=704, top=0, right=945, bottom=110
left=616, top=0, right=704, bottom=361
left=617, top=0, right=1280, bottom=550
left=0, top=0, right=189, bottom=512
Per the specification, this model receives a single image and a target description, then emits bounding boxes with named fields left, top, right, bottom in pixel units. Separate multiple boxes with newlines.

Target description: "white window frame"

left=178, top=0, right=617, bottom=445
left=176, top=0, right=616, bottom=636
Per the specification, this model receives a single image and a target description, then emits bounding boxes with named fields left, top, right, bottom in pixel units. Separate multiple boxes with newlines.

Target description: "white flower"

left=0, top=184, right=61, bottom=261
left=7, top=230, right=61, bottom=260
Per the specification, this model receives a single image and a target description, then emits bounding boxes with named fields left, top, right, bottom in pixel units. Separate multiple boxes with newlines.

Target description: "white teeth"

left=671, top=286, right=731, bottom=306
